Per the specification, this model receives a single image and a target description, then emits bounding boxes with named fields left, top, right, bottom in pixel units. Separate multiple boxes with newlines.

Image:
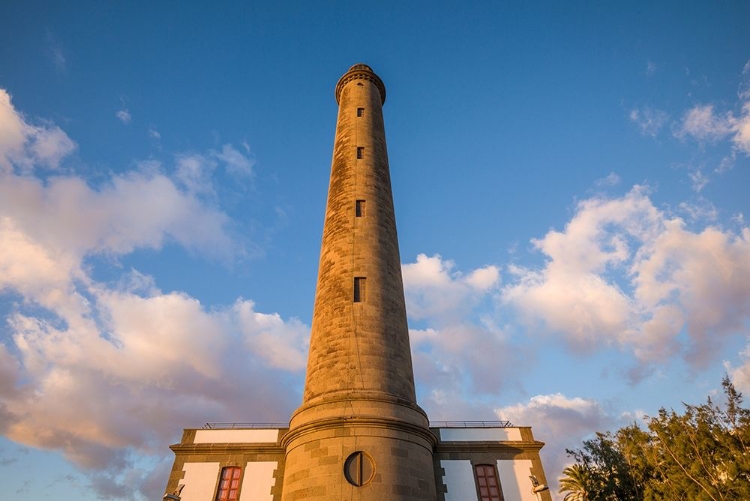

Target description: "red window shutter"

left=216, top=466, right=242, bottom=501
left=474, top=465, right=504, bottom=501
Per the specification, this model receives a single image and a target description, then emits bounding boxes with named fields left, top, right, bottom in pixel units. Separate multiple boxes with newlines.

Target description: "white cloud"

left=502, top=187, right=750, bottom=370
left=403, top=254, right=499, bottom=323
left=2, top=282, right=306, bottom=462
left=116, top=109, right=131, bottom=124
left=496, top=394, right=612, bottom=494
left=670, top=61, right=750, bottom=156
left=466, top=266, right=501, bottom=290
left=629, top=107, right=668, bottom=137
left=402, top=255, right=516, bottom=402
left=734, top=102, right=750, bottom=154
left=675, top=104, right=733, bottom=142
left=175, top=153, right=217, bottom=196
left=0, top=95, right=306, bottom=499
left=594, top=172, right=621, bottom=188
left=0, top=90, right=27, bottom=169
left=678, top=197, right=718, bottom=221
left=742, top=60, right=750, bottom=95
left=50, top=46, right=66, bottom=71
left=46, top=32, right=67, bottom=72
left=214, top=144, right=254, bottom=177
left=29, top=123, right=77, bottom=168
left=688, top=168, right=709, bottom=192
left=635, top=225, right=750, bottom=366
left=717, top=154, right=735, bottom=173
left=0, top=170, right=237, bottom=261
left=497, top=394, right=610, bottom=438
left=233, top=299, right=309, bottom=371
left=0, top=171, right=306, bottom=494
left=174, top=145, right=255, bottom=196
left=411, top=322, right=517, bottom=400
left=0, top=89, right=76, bottom=173
left=725, top=342, right=750, bottom=394
left=148, top=128, right=161, bottom=140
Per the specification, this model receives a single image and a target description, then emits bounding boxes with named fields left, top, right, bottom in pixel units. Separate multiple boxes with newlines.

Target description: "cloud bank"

left=503, top=186, right=750, bottom=374
left=0, top=89, right=306, bottom=499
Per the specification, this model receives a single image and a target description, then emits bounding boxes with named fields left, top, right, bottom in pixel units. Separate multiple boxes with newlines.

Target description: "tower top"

left=335, top=63, right=386, bottom=105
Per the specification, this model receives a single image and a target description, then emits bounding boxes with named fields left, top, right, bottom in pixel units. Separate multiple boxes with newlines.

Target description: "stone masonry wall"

left=303, top=71, right=416, bottom=404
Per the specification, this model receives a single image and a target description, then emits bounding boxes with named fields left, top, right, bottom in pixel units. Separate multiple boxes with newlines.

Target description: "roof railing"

left=429, top=420, right=512, bottom=428
left=202, top=422, right=288, bottom=429
left=202, top=420, right=513, bottom=429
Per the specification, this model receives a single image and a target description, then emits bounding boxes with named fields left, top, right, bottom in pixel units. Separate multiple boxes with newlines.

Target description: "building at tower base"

left=165, top=422, right=548, bottom=501
left=163, top=64, right=551, bottom=501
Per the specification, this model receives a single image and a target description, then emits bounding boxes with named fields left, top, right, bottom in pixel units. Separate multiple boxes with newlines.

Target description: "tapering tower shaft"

left=280, top=65, right=437, bottom=500
left=304, top=66, right=415, bottom=404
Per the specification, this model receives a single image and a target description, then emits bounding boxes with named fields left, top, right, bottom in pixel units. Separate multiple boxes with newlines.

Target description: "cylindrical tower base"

left=281, top=397, right=437, bottom=501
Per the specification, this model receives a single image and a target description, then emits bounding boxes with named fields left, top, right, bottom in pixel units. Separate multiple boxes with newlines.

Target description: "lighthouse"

left=280, top=63, right=437, bottom=500
left=163, top=64, right=550, bottom=501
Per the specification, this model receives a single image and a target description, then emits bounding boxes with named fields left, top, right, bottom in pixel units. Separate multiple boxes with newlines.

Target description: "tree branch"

left=653, top=427, right=719, bottom=501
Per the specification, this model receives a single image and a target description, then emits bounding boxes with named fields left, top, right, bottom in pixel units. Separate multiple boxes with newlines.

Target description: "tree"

left=643, top=376, right=750, bottom=500
left=561, top=376, right=750, bottom=501
left=564, top=430, right=644, bottom=500
left=559, top=464, right=595, bottom=500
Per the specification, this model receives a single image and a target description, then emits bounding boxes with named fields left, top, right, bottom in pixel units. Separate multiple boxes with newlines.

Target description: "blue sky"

left=1, top=1, right=749, bottom=499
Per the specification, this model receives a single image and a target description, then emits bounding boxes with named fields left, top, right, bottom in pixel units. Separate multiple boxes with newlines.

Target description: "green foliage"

left=559, top=464, right=595, bottom=500
left=559, top=376, right=750, bottom=501
left=563, top=429, right=645, bottom=500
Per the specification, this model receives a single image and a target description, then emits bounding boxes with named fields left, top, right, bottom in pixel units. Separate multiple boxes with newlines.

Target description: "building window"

left=357, top=147, right=364, bottom=159
left=215, top=466, right=242, bottom=501
left=356, top=200, right=365, bottom=217
left=354, top=277, right=366, bottom=303
left=357, top=107, right=364, bottom=117
left=474, top=464, right=504, bottom=501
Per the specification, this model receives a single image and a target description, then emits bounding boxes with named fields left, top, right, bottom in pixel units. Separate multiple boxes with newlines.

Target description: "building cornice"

left=434, top=440, right=546, bottom=454
left=169, top=442, right=285, bottom=454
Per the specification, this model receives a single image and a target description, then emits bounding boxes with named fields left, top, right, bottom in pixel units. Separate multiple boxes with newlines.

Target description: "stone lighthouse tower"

left=163, top=64, right=551, bottom=501
left=279, top=63, right=437, bottom=500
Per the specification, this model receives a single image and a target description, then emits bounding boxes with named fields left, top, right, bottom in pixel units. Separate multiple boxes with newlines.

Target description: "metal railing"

left=429, top=420, right=512, bottom=428
left=202, top=422, right=288, bottom=429
left=202, top=420, right=513, bottom=429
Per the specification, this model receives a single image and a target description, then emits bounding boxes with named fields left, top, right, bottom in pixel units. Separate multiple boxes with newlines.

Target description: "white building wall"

left=180, top=462, right=220, bottom=501
left=239, top=461, right=277, bottom=501
left=497, top=459, right=536, bottom=501
left=441, top=458, right=539, bottom=501
left=441, top=460, right=476, bottom=501
left=439, top=427, right=522, bottom=442
left=193, top=428, right=280, bottom=443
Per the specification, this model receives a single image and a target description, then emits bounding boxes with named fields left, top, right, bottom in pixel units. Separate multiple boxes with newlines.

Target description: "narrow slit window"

left=357, top=147, right=364, bottom=159
left=474, top=465, right=504, bottom=501
left=357, top=108, right=364, bottom=117
left=356, top=200, right=366, bottom=217
left=354, top=277, right=366, bottom=303
left=215, top=466, right=242, bottom=501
